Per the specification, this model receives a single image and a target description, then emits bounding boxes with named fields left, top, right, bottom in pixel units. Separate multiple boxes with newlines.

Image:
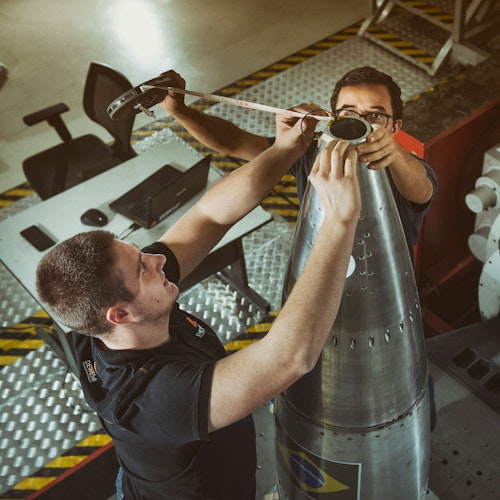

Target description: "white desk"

left=0, top=140, right=271, bottom=371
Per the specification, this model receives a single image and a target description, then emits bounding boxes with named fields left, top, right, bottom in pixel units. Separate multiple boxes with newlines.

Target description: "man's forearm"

left=390, top=146, right=433, bottom=204
left=270, top=216, right=358, bottom=374
left=197, top=143, right=301, bottom=225
left=171, top=106, right=268, bottom=161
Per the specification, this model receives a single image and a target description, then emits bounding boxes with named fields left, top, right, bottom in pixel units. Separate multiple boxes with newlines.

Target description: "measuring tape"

left=107, top=75, right=332, bottom=122
left=143, top=85, right=332, bottom=121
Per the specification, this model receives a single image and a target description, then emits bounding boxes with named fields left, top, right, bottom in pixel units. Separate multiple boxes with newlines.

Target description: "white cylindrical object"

left=466, top=185, right=497, bottom=213
left=465, top=166, right=500, bottom=213
left=468, top=209, right=500, bottom=262
left=468, top=225, right=491, bottom=262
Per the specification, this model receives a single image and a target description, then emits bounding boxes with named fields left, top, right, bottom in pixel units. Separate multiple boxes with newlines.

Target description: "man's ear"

left=392, top=118, right=402, bottom=135
left=106, top=305, right=132, bottom=326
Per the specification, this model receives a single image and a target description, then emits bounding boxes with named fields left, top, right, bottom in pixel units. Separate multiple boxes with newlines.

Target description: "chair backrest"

left=83, top=62, right=136, bottom=161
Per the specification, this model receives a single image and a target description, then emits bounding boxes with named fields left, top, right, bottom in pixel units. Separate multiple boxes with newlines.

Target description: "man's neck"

left=100, top=322, right=172, bottom=351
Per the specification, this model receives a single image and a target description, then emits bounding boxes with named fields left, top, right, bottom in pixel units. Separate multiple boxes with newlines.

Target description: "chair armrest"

left=23, top=102, right=72, bottom=142
left=23, top=102, right=69, bottom=126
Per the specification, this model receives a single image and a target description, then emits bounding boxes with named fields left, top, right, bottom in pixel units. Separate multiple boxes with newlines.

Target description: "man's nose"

left=154, top=253, right=167, bottom=271
left=144, top=253, right=166, bottom=272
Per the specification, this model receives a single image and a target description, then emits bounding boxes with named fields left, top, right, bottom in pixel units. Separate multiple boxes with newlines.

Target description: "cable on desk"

left=118, top=222, right=141, bottom=240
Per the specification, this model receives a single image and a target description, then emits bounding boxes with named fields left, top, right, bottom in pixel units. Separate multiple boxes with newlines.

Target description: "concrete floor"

left=0, top=0, right=369, bottom=192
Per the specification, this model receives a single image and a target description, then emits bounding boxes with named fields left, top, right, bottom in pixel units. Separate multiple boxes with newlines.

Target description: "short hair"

left=330, top=66, right=403, bottom=120
left=36, top=230, right=134, bottom=338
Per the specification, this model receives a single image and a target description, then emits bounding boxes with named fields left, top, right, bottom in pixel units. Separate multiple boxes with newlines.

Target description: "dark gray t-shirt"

left=72, top=242, right=256, bottom=499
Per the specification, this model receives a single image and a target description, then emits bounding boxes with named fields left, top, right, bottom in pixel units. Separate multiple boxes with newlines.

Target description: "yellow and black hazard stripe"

left=399, top=0, right=453, bottom=27
left=0, top=183, right=35, bottom=209
left=224, top=310, right=279, bottom=354
left=263, top=174, right=300, bottom=224
left=0, top=311, right=54, bottom=369
left=405, top=72, right=465, bottom=104
left=0, top=433, right=113, bottom=499
left=365, top=24, right=437, bottom=69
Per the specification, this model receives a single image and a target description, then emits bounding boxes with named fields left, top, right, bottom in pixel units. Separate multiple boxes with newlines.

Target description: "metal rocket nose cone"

left=328, top=115, right=371, bottom=144
left=282, top=118, right=428, bottom=428
left=277, top=114, right=430, bottom=500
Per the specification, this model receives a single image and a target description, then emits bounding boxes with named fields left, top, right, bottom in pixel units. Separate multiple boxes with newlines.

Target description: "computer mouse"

left=80, top=208, right=108, bottom=227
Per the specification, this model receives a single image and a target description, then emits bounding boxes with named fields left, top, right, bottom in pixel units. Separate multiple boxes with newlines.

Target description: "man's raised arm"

left=159, top=108, right=317, bottom=281
left=160, top=70, right=270, bottom=161
left=207, top=139, right=361, bottom=431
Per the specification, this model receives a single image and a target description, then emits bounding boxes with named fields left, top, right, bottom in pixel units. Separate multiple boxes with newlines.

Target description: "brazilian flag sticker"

left=276, top=434, right=360, bottom=499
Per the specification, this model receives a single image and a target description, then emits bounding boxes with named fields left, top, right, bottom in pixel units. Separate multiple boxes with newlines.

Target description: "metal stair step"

left=363, top=24, right=441, bottom=74
left=395, top=0, right=454, bottom=31
left=358, top=1, right=457, bottom=75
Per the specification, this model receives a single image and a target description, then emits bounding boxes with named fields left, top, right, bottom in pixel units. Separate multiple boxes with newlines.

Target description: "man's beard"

left=134, top=283, right=179, bottom=326
left=136, top=304, right=171, bottom=326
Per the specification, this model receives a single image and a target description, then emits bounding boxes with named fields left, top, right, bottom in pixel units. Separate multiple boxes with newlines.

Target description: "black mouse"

left=80, top=208, right=108, bottom=227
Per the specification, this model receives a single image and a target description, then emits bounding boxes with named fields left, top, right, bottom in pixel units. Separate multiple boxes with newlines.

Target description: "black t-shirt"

left=271, top=138, right=438, bottom=263
left=72, top=242, right=256, bottom=499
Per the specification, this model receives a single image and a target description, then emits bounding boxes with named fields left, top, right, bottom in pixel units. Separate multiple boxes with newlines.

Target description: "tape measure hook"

left=107, top=73, right=173, bottom=120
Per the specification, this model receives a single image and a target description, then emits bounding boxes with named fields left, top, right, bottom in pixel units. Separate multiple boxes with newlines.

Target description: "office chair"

left=22, top=62, right=137, bottom=200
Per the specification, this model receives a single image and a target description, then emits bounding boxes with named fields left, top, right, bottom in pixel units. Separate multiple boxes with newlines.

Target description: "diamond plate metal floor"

left=1, top=14, right=499, bottom=500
